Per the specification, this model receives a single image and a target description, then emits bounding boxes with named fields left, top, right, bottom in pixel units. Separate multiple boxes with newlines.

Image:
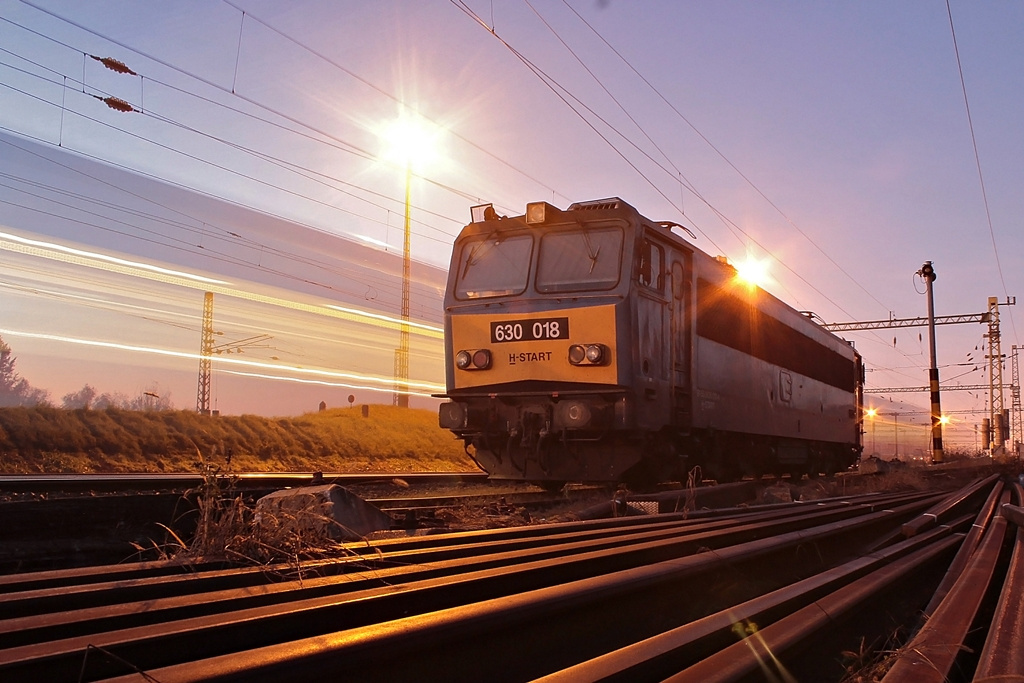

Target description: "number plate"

left=490, top=317, right=570, bottom=343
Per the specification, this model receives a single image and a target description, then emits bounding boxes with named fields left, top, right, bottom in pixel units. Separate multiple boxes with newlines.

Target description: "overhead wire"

left=462, top=0, right=965, bottom=390
left=0, top=45, right=460, bottom=250
left=0, top=134, right=443, bottom=314
left=944, top=0, right=1017, bottom=344
left=542, top=2, right=993, bottom=393
left=559, top=0, right=894, bottom=317
left=12, top=1, right=562, bottom=212
left=451, top=0, right=882, bottom=327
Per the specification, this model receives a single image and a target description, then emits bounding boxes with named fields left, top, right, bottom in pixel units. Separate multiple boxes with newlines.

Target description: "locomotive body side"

left=438, top=198, right=862, bottom=485
left=686, top=249, right=862, bottom=479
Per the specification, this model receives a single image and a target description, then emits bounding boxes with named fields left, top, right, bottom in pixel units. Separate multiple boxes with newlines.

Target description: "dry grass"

left=145, top=455, right=370, bottom=576
left=0, top=404, right=475, bottom=474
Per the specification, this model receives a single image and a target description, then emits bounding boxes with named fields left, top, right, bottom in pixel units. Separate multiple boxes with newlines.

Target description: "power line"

left=450, top=0, right=890, bottom=329
left=0, top=53, right=460, bottom=249
left=0, top=136, right=443, bottom=307
left=945, top=0, right=1017, bottom=345
left=559, top=0, right=893, bottom=317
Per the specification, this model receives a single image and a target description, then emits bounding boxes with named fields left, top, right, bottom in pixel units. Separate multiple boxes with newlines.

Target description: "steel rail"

left=0, top=492, right=934, bottom=645
left=899, top=472, right=1000, bottom=538
left=542, top=478, right=1001, bottom=682
left=973, top=483, right=1024, bottom=682
left=922, top=477, right=1006, bottom=616
left=0, top=494, right=942, bottom=680
left=81, top=496, right=946, bottom=683
left=0, top=488, right=930, bottom=602
left=881, top=489, right=1012, bottom=682
left=538, top=520, right=970, bottom=683
left=664, top=532, right=965, bottom=683
left=0, top=489, right=937, bottom=622
left=0, top=471, right=488, bottom=494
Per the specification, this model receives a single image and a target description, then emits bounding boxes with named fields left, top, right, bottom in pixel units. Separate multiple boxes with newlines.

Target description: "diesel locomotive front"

left=437, top=198, right=862, bottom=486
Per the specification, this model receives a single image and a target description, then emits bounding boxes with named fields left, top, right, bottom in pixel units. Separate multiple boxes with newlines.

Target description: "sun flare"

left=735, top=255, right=771, bottom=288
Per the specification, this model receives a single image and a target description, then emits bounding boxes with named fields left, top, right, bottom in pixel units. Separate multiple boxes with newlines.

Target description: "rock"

left=762, top=483, right=793, bottom=504
left=254, top=484, right=394, bottom=541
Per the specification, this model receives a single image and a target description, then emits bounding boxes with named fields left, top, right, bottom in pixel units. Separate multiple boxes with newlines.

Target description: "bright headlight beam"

left=326, top=304, right=442, bottom=334
left=0, top=230, right=228, bottom=285
left=0, top=328, right=445, bottom=392
left=0, top=228, right=443, bottom=339
left=218, top=369, right=437, bottom=399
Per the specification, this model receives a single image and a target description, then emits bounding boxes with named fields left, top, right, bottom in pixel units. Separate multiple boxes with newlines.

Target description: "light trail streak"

left=0, top=229, right=228, bottom=284
left=0, top=328, right=445, bottom=393
left=0, top=228, right=444, bottom=338
left=0, top=279, right=195, bottom=322
left=326, top=304, right=441, bottom=334
left=218, top=369, right=437, bottom=399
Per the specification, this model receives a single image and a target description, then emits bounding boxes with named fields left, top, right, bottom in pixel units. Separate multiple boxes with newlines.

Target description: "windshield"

left=455, top=233, right=534, bottom=299
left=536, top=226, right=623, bottom=293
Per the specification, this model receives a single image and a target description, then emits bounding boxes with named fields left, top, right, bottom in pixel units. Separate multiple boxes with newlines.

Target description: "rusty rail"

left=973, top=484, right=1024, bottom=682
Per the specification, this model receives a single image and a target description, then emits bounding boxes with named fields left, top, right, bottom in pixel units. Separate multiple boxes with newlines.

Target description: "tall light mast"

left=920, top=262, right=943, bottom=463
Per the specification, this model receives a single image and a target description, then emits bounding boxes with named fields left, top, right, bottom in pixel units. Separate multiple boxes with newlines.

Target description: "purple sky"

left=1, top=1, right=1021, bottom=448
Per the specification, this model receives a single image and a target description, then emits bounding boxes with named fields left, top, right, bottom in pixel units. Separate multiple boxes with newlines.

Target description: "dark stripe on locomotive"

left=696, top=277, right=856, bottom=392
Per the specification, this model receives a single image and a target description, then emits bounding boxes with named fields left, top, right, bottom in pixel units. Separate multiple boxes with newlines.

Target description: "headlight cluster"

left=455, top=348, right=492, bottom=370
left=568, top=343, right=608, bottom=366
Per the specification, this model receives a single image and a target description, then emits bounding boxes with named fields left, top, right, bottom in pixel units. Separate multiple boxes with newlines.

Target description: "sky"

left=0, top=1, right=1022, bottom=447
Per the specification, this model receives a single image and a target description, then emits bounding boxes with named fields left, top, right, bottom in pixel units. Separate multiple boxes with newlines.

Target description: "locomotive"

left=437, top=198, right=863, bottom=486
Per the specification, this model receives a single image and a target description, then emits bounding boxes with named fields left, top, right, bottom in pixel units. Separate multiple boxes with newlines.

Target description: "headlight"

left=455, top=349, right=491, bottom=371
left=568, top=343, right=608, bottom=366
left=555, top=400, right=592, bottom=428
left=438, top=402, right=468, bottom=429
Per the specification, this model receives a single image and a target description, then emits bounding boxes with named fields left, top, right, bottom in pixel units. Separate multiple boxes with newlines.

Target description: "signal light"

left=568, top=343, right=608, bottom=366
left=472, top=349, right=492, bottom=369
left=455, top=349, right=491, bottom=371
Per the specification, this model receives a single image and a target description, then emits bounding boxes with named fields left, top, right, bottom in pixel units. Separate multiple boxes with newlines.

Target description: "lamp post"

left=379, top=112, right=441, bottom=408
left=395, top=160, right=412, bottom=408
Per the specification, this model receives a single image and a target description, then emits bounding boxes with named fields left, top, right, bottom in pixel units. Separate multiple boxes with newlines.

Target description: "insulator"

left=90, top=54, right=137, bottom=76
left=102, top=96, right=134, bottom=113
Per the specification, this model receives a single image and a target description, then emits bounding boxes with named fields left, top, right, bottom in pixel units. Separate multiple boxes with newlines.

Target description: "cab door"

left=635, top=234, right=670, bottom=428
left=670, top=251, right=693, bottom=432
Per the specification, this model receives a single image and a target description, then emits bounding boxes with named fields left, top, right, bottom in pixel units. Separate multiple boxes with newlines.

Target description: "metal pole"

left=921, top=262, right=944, bottom=462
left=197, top=291, right=214, bottom=415
left=872, top=415, right=876, bottom=455
left=894, top=412, right=899, bottom=459
left=395, top=162, right=412, bottom=408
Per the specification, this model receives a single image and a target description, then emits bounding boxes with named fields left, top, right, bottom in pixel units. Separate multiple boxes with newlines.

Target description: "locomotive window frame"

left=535, top=224, right=624, bottom=294
left=638, top=236, right=664, bottom=292
left=454, top=233, right=535, bottom=299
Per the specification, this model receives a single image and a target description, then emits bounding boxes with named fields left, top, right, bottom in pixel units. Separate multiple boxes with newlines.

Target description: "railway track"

left=0, top=471, right=488, bottom=496
left=1, top=472, right=1019, bottom=682
left=0, top=472, right=585, bottom=573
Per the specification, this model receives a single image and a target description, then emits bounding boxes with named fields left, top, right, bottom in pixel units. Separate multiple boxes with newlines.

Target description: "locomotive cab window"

left=638, top=237, right=664, bottom=291
left=536, top=225, right=623, bottom=293
left=455, top=233, right=534, bottom=299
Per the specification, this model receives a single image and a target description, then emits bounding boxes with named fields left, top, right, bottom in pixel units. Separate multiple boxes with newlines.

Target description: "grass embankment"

left=0, top=404, right=477, bottom=474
